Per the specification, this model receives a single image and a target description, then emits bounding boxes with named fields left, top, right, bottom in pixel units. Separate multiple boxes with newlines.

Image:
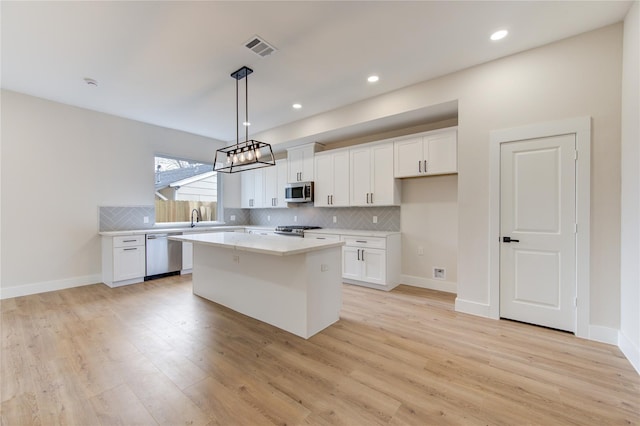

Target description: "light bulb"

left=226, top=154, right=231, bottom=164
left=239, top=151, right=245, bottom=162
left=247, top=150, right=254, bottom=161
left=233, top=153, right=238, bottom=163
left=255, top=148, right=262, bottom=159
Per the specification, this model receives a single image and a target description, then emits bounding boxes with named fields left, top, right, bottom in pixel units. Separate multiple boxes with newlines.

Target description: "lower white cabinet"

left=102, top=235, right=146, bottom=287
left=182, top=242, right=193, bottom=271
left=305, top=231, right=401, bottom=290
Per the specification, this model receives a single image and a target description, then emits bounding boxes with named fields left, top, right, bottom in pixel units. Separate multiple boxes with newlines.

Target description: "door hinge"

left=574, top=223, right=578, bottom=233
left=574, top=150, right=578, bottom=161
left=574, top=297, right=578, bottom=307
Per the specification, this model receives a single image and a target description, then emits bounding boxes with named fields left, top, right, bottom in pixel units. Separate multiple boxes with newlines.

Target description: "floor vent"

left=245, top=35, right=277, bottom=58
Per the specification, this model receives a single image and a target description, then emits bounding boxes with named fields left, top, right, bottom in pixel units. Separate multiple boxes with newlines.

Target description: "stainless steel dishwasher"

left=145, top=233, right=182, bottom=279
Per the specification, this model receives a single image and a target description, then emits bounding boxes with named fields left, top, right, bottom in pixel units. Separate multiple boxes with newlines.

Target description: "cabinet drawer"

left=305, top=233, right=340, bottom=241
left=113, top=235, right=144, bottom=248
left=341, top=236, right=386, bottom=249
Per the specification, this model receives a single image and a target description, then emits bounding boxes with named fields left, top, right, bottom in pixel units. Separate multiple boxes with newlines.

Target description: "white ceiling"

left=1, top=1, right=631, bottom=145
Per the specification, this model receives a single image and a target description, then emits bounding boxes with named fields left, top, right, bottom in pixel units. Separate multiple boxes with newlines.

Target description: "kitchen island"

left=169, top=232, right=345, bottom=339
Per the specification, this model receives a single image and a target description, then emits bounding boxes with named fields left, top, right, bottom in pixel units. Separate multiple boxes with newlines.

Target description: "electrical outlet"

left=143, top=216, right=149, bottom=224
left=321, top=264, right=329, bottom=272
left=433, top=268, right=446, bottom=280
left=294, top=216, right=297, bottom=222
left=333, top=216, right=337, bottom=223
left=230, top=215, right=236, bottom=221
left=372, top=216, right=378, bottom=224
left=233, top=255, right=240, bottom=263
left=417, top=246, right=424, bottom=256
left=267, top=215, right=271, bottom=222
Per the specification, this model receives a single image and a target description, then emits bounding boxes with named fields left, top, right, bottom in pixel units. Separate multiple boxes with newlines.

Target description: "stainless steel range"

left=274, top=225, right=321, bottom=237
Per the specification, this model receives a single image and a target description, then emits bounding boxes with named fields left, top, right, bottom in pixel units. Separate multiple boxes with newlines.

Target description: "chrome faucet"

left=190, top=208, right=201, bottom=228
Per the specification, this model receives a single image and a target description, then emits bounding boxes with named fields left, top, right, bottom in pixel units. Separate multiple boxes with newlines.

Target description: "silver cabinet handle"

left=424, top=160, right=427, bottom=173
left=361, top=249, right=365, bottom=261
left=327, top=195, right=330, bottom=205
left=123, top=247, right=137, bottom=251
left=356, top=240, right=367, bottom=243
left=357, top=249, right=360, bottom=261
left=366, top=193, right=369, bottom=204
left=419, top=160, right=422, bottom=173
left=123, top=239, right=137, bottom=243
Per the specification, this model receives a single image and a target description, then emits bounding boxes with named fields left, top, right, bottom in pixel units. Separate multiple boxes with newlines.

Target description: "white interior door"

left=500, top=134, right=576, bottom=332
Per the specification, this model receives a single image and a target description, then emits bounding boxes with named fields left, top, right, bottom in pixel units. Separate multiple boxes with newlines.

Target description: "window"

left=154, top=155, right=221, bottom=223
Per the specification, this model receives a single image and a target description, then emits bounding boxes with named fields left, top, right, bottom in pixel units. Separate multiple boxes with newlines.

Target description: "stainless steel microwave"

left=284, top=181, right=314, bottom=203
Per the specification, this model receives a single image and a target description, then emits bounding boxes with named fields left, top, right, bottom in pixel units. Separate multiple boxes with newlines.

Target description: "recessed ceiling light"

left=292, top=103, right=302, bottom=109
left=367, top=75, right=379, bottom=83
left=243, top=121, right=251, bottom=126
left=490, top=30, right=508, bottom=41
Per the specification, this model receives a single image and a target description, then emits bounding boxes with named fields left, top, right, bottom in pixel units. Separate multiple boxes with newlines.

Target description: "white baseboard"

left=618, top=330, right=640, bottom=374
left=454, top=297, right=491, bottom=318
left=400, top=274, right=457, bottom=294
left=0, top=274, right=102, bottom=300
left=588, top=324, right=619, bottom=345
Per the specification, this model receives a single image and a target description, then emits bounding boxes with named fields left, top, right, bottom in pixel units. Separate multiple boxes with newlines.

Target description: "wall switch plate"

left=433, top=268, right=446, bottom=280
left=294, top=216, right=298, bottom=222
left=233, top=255, right=240, bottom=263
left=417, top=246, right=424, bottom=256
left=267, top=215, right=271, bottom=222
left=230, top=215, right=236, bottom=221
left=372, top=216, right=378, bottom=223
left=321, top=264, right=329, bottom=272
left=333, top=216, right=337, bottom=223
left=143, top=216, right=149, bottom=224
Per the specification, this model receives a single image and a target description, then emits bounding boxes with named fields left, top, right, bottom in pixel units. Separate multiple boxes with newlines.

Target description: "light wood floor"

left=1, top=275, right=638, bottom=425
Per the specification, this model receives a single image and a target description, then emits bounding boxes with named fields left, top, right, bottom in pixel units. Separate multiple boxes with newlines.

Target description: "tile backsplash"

left=250, top=205, right=400, bottom=231
left=99, top=205, right=397, bottom=231
left=99, top=206, right=155, bottom=231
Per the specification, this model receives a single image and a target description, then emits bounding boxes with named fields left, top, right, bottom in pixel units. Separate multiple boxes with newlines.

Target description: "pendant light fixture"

left=213, top=66, right=275, bottom=173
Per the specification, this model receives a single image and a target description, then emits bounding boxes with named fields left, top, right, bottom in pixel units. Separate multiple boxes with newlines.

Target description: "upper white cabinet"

left=264, top=159, right=288, bottom=208
left=314, top=151, right=350, bottom=207
left=350, top=143, right=400, bottom=206
left=287, top=143, right=320, bottom=183
left=394, top=128, right=457, bottom=178
left=242, top=159, right=287, bottom=209
left=241, top=168, right=264, bottom=208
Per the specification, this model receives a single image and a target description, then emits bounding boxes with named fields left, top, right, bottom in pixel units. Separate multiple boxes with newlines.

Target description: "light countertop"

left=303, top=228, right=401, bottom=238
left=99, top=225, right=272, bottom=237
left=170, top=232, right=344, bottom=256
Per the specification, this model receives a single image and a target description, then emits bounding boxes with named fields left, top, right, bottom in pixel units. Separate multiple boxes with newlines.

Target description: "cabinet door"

left=263, top=162, right=278, bottom=207
left=342, top=246, right=362, bottom=280
left=300, top=148, right=315, bottom=182
left=394, top=137, right=424, bottom=178
left=425, top=130, right=457, bottom=175
left=275, top=160, right=288, bottom=208
left=113, top=246, right=145, bottom=281
left=349, top=147, right=372, bottom=206
left=314, top=154, right=333, bottom=207
left=332, top=151, right=350, bottom=206
left=361, top=248, right=387, bottom=285
left=241, top=169, right=255, bottom=208
left=288, top=148, right=303, bottom=182
left=370, top=143, right=397, bottom=205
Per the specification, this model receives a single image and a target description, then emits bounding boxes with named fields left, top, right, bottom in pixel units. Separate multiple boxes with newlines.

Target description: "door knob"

left=503, top=236, right=520, bottom=243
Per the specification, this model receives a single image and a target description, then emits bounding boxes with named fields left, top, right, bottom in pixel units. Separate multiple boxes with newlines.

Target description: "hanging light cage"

left=213, top=66, right=276, bottom=173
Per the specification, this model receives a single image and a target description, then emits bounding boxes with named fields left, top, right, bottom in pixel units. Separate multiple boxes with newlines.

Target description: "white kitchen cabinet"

left=394, top=128, right=457, bottom=178
left=287, top=143, right=320, bottom=183
left=314, top=151, right=350, bottom=207
left=350, top=143, right=400, bottom=206
left=102, top=235, right=146, bottom=287
left=241, top=168, right=264, bottom=208
left=340, top=233, right=401, bottom=289
left=264, top=159, right=287, bottom=208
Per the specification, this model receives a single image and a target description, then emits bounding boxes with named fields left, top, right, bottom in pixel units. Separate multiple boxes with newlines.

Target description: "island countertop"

left=170, top=232, right=344, bottom=256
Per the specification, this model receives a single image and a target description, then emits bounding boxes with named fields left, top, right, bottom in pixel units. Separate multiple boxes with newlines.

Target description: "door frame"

left=488, top=117, right=591, bottom=338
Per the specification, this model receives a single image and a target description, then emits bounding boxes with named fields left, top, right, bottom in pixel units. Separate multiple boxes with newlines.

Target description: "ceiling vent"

left=245, top=36, right=277, bottom=58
